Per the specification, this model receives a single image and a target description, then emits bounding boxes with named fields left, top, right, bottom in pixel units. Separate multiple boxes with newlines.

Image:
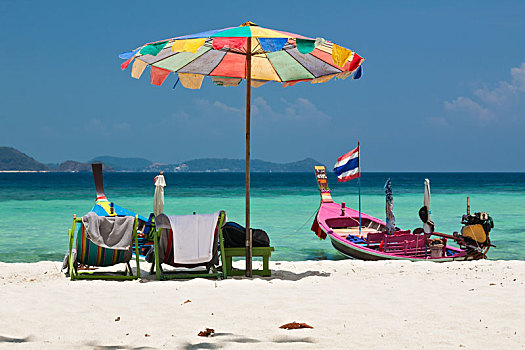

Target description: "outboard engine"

left=460, top=211, right=494, bottom=246
left=456, top=210, right=494, bottom=259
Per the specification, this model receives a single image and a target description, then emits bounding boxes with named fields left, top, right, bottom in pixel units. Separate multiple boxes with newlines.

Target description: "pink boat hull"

left=312, top=192, right=477, bottom=261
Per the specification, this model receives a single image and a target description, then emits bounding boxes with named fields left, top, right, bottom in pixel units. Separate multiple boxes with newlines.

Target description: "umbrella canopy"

left=119, top=21, right=364, bottom=88
left=119, top=21, right=365, bottom=276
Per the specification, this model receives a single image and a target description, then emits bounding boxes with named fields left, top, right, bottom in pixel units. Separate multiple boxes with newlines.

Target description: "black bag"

left=222, top=222, right=270, bottom=248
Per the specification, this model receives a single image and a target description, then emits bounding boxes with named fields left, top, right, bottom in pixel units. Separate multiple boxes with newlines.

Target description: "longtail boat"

left=311, top=166, right=494, bottom=261
left=90, top=163, right=153, bottom=257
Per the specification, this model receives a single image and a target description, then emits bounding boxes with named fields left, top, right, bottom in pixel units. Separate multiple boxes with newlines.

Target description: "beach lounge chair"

left=66, top=213, right=141, bottom=280
left=136, top=213, right=156, bottom=258
left=149, top=210, right=227, bottom=280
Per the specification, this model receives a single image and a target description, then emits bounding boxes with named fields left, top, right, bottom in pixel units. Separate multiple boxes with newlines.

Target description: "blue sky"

left=1, top=1, right=524, bottom=171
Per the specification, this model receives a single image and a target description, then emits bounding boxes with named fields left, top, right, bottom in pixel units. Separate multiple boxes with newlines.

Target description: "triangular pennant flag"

left=296, top=39, right=315, bottom=54
left=348, top=53, right=363, bottom=72
left=171, top=38, right=206, bottom=53
left=336, top=71, right=353, bottom=80
left=119, top=48, right=140, bottom=60
left=120, top=57, right=133, bottom=70
left=332, top=44, right=353, bottom=67
left=258, top=38, right=288, bottom=52
left=178, top=73, right=205, bottom=89
left=212, top=37, right=246, bottom=51
left=311, top=74, right=336, bottom=84
left=140, top=41, right=168, bottom=56
left=314, top=37, right=326, bottom=48
left=251, top=80, right=268, bottom=88
left=131, top=59, right=148, bottom=79
left=282, top=79, right=312, bottom=88
left=150, top=66, right=171, bottom=86
left=353, top=65, right=362, bottom=80
left=212, top=76, right=242, bottom=87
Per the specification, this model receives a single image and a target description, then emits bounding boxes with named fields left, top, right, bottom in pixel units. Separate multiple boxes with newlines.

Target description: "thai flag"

left=333, top=146, right=360, bottom=182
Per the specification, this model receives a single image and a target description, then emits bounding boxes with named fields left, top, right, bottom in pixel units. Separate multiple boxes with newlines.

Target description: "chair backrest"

left=384, top=234, right=414, bottom=243
left=76, top=223, right=132, bottom=266
left=382, top=234, right=428, bottom=254
left=143, top=213, right=155, bottom=234
left=367, top=232, right=386, bottom=244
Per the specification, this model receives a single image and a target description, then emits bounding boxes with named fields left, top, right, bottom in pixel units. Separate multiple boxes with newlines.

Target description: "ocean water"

left=0, top=172, right=523, bottom=263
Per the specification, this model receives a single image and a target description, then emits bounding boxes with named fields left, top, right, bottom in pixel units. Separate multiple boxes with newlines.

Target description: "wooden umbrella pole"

left=245, top=36, right=253, bottom=277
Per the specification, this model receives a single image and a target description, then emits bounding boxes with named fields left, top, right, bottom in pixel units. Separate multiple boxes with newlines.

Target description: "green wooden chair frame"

left=67, top=214, right=141, bottom=281
left=150, top=210, right=228, bottom=280
left=223, top=246, right=275, bottom=277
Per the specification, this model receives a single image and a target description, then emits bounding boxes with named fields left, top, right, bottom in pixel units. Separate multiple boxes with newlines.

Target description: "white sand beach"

left=1, top=260, right=524, bottom=349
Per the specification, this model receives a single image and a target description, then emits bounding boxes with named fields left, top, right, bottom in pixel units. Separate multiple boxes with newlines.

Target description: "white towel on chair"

left=167, top=211, right=220, bottom=264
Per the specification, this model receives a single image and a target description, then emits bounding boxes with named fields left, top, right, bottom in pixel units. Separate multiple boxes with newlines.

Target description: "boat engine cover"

left=461, top=224, right=487, bottom=244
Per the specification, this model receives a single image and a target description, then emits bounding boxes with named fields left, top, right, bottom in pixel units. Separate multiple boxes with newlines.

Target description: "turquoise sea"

left=0, top=172, right=523, bottom=263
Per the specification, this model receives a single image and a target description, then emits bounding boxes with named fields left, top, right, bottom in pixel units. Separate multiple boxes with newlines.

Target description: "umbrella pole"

left=245, top=36, right=253, bottom=277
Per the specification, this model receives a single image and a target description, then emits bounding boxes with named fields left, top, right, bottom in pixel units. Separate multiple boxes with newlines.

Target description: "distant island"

left=0, top=146, right=323, bottom=173
left=0, top=147, right=48, bottom=171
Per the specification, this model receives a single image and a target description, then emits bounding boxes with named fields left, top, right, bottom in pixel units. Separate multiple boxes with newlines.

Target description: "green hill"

left=0, top=147, right=322, bottom=172
left=0, top=147, right=48, bottom=171
left=89, top=156, right=152, bottom=171
left=54, top=160, right=93, bottom=172
left=181, top=157, right=322, bottom=172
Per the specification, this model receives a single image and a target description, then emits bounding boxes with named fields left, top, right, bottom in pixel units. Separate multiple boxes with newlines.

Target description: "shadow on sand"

left=0, top=335, right=33, bottom=344
left=84, top=342, right=154, bottom=350
left=76, top=263, right=331, bottom=283
left=228, top=269, right=331, bottom=281
left=181, top=333, right=316, bottom=349
left=136, top=268, right=331, bottom=282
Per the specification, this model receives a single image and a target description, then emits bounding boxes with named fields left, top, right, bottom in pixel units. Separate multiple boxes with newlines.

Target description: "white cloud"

left=444, top=96, right=495, bottom=122
left=253, top=96, right=331, bottom=122
left=510, top=63, right=525, bottom=91
left=213, top=101, right=242, bottom=114
left=443, top=62, right=525, bottom=123
left=426, top=116, right=451, bottom=128
left=82, top=118, right=134, bottom=138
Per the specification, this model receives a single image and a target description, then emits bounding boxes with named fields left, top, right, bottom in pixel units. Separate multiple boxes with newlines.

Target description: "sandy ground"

left=0, top=259, right=524, bottom=349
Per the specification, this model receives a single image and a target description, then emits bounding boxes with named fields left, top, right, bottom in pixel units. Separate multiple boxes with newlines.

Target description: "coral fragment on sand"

left=198, top=328, right=215, bottom=337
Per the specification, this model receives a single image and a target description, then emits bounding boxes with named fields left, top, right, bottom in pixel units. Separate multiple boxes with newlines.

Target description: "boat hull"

left=328, top=234, right=473, bottom=262
left=311, top=165, right=482, bottom=261
left=312, top=200, right=472, bottom=261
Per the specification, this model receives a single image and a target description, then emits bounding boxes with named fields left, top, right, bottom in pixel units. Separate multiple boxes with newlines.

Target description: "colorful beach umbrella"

left=119, top=21, right=365, bottom=276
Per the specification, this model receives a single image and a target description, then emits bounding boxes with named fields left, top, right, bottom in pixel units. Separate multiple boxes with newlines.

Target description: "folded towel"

left=82, top=212, right=134, bottom=250
left=156, top=212, right=220, bottom=264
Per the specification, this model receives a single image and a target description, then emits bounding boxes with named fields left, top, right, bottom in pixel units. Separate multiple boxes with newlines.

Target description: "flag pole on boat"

left=358, top=140, right=361, bottom=237
left=333, top=141, right=362, bottom=234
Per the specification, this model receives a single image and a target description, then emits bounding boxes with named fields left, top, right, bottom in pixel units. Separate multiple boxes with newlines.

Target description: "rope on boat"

left=283, top=206, right=320, bottom=238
